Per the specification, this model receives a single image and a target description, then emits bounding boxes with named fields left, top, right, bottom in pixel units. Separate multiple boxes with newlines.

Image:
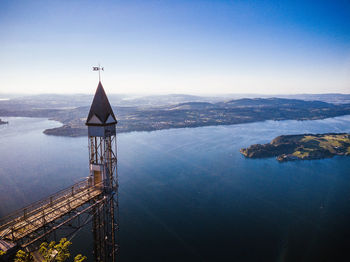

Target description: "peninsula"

left=240, top=133, right=350, bottom=162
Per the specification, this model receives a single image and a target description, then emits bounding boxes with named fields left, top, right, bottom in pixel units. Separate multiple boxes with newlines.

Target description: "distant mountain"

left=1, top=92, right=349, bottom=108
left=222, top=98, right=334, bottom=108
left=277, top=94, right=350, bottom=104
left=164, top=98, right=338, bottom=110
left=169, top=102, right=216, bottom=110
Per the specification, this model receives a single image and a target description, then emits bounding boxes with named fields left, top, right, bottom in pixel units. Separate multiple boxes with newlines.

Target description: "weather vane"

left=93, top=64, right=104, bottom=82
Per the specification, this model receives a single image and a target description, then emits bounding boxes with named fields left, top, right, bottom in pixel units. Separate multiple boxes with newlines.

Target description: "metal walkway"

left=0, top=179, right=102, bottom=249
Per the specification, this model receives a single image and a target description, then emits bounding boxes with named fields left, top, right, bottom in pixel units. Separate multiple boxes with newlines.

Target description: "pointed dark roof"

left=86, top=82, right=117, bottom=126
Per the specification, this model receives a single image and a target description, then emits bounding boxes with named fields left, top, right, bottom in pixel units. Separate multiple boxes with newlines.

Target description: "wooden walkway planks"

left=0, top=185, right=102, bottom=242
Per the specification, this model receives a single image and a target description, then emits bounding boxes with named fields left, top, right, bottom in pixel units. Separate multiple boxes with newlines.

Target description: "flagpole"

left=93, top=64, right=103, bottom=82
left=99, top=63, right=101, bottom=82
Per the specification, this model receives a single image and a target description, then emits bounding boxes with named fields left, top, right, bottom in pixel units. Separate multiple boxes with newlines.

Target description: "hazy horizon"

left=1, top=91, right=350, bottom=97
left=1, top=92, right=350, bottom=97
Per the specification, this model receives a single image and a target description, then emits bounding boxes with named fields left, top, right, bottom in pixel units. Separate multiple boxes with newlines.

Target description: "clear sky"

left=0, top=0, right=349, bottom=94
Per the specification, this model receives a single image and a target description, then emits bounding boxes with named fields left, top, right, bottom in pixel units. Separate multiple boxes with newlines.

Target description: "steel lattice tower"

left=86, top=81, right=119, bottom=261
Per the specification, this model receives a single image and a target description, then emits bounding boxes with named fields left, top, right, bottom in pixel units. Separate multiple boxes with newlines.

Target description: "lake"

left=0, top=116, right=350, bottom=261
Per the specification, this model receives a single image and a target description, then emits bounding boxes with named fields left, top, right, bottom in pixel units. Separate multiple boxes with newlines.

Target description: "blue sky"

left=0, top=0, right=349, bottom=94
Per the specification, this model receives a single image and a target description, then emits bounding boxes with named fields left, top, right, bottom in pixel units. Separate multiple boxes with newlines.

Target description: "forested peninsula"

left=240, top=133, right=350, bottom=162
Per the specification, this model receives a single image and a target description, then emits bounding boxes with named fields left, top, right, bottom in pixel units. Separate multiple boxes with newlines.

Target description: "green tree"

left=14, top=250, right=34, bottom=262
left=13, top=238, right=85, bottom=262
left=74, top=254, right=87, bottom=262
left=39, top=238, right=71, bottom=262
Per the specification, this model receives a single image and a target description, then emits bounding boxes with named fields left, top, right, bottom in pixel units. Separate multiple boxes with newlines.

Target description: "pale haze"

left=0, top=0, right=349, bottom=94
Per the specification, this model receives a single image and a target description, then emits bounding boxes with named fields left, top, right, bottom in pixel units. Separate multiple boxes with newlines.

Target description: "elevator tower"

left=86, top=81, right=119, bottom=261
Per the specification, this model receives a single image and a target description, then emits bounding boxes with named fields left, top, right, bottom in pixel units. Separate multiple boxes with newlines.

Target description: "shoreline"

left=43, top=114, right=350, bottom=137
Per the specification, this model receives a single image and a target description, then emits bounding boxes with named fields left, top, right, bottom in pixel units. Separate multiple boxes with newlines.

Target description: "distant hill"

left=1, top=95, right=350, bottom=137
left=223, top=98, right=333, bottom=108
left=276, top=94, right=350, bottom=104
left=169, top=102, right=216, bottom=110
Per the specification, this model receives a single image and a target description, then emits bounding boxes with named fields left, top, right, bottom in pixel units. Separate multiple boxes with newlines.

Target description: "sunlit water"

left=0, top=116, right=350, bottom=262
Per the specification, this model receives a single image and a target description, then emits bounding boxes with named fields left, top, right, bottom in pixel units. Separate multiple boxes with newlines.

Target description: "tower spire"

left=86, top=81, right=117, bottom=126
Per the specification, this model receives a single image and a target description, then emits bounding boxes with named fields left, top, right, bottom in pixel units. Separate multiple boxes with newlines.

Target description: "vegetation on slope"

left=0, top=238, right=86, bottom=262
left=240, top=133, right=350, bottom=162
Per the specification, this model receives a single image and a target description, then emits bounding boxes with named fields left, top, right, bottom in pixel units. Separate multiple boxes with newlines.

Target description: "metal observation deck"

left=0, top=179, right=104, bottom=250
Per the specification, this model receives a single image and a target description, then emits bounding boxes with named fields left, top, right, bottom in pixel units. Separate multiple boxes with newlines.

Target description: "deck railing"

left=0, top=178, right=94, bottom=233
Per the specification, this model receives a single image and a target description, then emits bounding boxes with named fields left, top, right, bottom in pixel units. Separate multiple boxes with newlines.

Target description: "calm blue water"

left=0, top=116, right=350, bottom=261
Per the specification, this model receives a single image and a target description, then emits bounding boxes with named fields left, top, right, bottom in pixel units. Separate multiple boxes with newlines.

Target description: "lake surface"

left=0, top=116, right=350, bottom=261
